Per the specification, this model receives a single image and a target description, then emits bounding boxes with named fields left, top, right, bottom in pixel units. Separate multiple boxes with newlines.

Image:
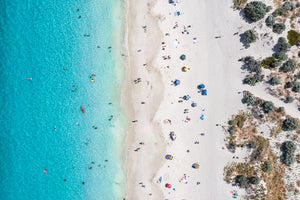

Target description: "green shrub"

left=242, top=56, right=261, bottom=73
left=282, top=2, right=296, bottom=11
left=243, top=1, right=267, bottom=22
left=261, top=161, right=273, bottom=172
left=235, top=175, right=250, bottom=188
left=261, top=57, right=276, bottom=68
left=242, top=30, right=257, bottom=48
left=294, top=73, right=300, bottom=80
left=243, top=95, right=255, bottom=106
left=228, top=126, right=237, bottom=134
left=266, top=6, right=272, bottom=13
left=281, top=59, right=297, bottom=72
left=274, top=51, right=288, bottom=60
left=243, top=74, right=264, bottom=86
left=278, top=107, right=284, bottom=112
left=287, top=30, right=300, bottom=46
left=270, top=60, right=282, bottom=68
left=262, top=101, right=274, bottom=113
left=272, top=8, right=287, bottom=17
left=272, top=2, right=295, bottom=17
left=228, top=120, right=235, bottom=125
left=237, top=121, right=244, bottom=127
left=249, top=177, right=260, bottom=185
left=265, top=15, right=275, bottom=27
left=270, top=77, right=281, bottom=85
left=292, top=82, right=300, bottom=92
left=282, top=153, right=296, bottom=165
left=282, top=118, right=299, bottom=131
left=273, top=23, right=286, bottom=34
left=276, top=37, right=291, bottom=53
left=282, top=141, right=297, bottom=154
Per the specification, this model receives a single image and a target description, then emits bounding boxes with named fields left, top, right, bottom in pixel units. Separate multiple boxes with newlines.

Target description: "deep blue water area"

left=0, top=0, right=124, bottom=199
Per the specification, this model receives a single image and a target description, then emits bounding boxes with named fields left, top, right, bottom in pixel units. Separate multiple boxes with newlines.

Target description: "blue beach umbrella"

left=197, top=84, right=205, bottom=89
left=202, top=89, right=207, bottom=96
left=174, top=79, right=180, bottom=86
left=180, top=54, right=186, bottom=60
left=191, top=103, right=197, bottom=107
left=200, top=114, right=205, bottom=120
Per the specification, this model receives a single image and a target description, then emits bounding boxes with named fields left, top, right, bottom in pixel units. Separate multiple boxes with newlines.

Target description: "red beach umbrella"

left=166, top=183, right=172, bottom=188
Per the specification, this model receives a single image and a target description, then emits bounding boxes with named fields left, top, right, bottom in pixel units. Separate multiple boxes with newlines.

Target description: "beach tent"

left=200, top=114, right=205, bottom=120
left=192, top=163, right=200, bottom=169
left=180, top=54, right=186, bottom=60
left=197, top=84, right=205, bottom=89
left=191, top=102, right=197, bottom=107
left=174, top=79, right=180, bottom=86
left=166, top=183, right=172, bottom=188
left=202, top=89, right=207, bottom=95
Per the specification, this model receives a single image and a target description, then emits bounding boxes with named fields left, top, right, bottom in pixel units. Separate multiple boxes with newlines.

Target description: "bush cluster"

left=287, top=30, right=300, bottom=46
left=270, top=77, right=281, bottom=85
left=243, top=95, right=256, bottom=106
left=261, top=57, right=276, bottom=68
left=277, top=37, right=291, bottom=53
left=272, top=2, right=295, bottom=17
left=228, top=120, right=235, bottom=125
left=281, top=59, right=297, bottom=72
left=291, top=82, right=300, bottom=92
left=243, top=1, right=267, bottom=22
left=274, top=51, right=288, bottom=61
left=235, top=175, right=260, bottom=188
left=228, top=126, right=237, bottom=134
left=242, top=30, right=257, bottom=48
left=265, top=15, right=275, bottom=27
left=282, top=118, right=299, bottom=131
left=243, top=74, right=264, bottom=86
left=262, top=101, right=274, bottom=113
left=261, top=161, right=273, bottom=172
left=281, top=141, right=297, bottom=165
left=242, top=56, right=261, bottom=73
left=273, top=23, right=286, bottom=34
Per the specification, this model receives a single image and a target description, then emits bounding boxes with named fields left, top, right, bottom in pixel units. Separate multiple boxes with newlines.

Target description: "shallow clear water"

left=0, top=0, right=125, bottom=199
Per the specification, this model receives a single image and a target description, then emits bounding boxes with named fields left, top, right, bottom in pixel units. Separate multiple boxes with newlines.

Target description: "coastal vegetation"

left=272, top=23, right=286, bottom=34
left=224, top=92, right=300, bottom=199
left=265, top=15, right=275, bottom=27
left=281, top=59, right=297, bottom=72
left=233, top=0, right=248, bottom=10
left=241, top=30, right=257, bottom=48
left=243, top=1, right=267, bottom=23
left=227, top=1, right=300, bottom=198
left=287, top=30, right=300, bottom=46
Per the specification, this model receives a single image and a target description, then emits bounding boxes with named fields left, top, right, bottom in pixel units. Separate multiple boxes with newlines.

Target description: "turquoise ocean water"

left=0, top=0, right=125, bottom=199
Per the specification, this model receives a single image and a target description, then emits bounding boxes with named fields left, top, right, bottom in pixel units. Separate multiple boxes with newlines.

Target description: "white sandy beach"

left=123, top=0, right=300, bottom=199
